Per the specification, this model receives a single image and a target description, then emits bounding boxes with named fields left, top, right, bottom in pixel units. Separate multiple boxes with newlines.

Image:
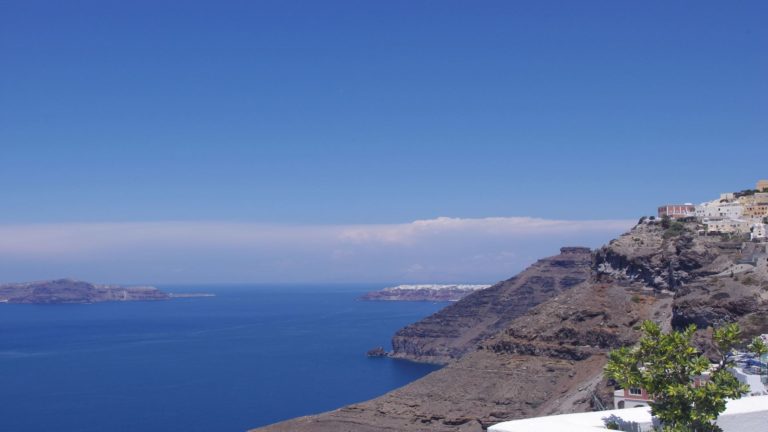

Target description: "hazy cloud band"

left=0, top=217, right=635, bottom=284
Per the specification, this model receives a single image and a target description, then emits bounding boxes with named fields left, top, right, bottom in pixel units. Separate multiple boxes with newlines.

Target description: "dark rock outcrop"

left=367, top=347, right=387, bottom=357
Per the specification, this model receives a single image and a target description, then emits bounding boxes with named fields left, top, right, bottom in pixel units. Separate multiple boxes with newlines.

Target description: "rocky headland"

left=360, top=284, right=491, bottom=302
left=0, top=279, right=204, bottom=304
left=253, top=220, right=768, bottom=432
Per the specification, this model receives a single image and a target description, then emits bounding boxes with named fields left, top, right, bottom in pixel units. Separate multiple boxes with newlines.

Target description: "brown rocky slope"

left=252, top=220, right=768, bottom=432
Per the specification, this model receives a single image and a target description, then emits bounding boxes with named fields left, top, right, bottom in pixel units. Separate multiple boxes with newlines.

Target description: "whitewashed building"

left=696, top=200, right=722, bottom=219
left=488, top=396, right=768, bottom=432
left=717, top=202, right=744, bottom=219
left=751, top=223, right=767, bottom=240
left=706, top=219, right=751, bottom=235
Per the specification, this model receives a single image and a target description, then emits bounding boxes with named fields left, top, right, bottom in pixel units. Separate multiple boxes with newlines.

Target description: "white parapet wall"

left=488, top=395, right=768, bottom=432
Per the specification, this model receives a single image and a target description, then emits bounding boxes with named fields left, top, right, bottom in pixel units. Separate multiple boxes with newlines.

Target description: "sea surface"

left=0, top=284, right=445, bottom=432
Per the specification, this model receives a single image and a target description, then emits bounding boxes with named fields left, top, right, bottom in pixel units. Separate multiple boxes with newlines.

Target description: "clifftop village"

left=658, top=179, right=768, bottom=241
left=606, top=179, right=768, bottom=412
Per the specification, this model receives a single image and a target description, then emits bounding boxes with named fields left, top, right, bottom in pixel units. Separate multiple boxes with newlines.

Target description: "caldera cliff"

left=252, top=220, right=768, bottom=432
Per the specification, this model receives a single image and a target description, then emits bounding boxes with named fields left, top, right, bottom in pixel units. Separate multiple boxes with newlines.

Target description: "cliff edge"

left=391, top=247, right=593, bottom=363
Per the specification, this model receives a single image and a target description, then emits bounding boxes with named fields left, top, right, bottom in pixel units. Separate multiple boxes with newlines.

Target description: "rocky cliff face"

left=252, top=222, right=768, bottom=432
left=593, top=221, right=768, bottom=339
left=592, top=222, right=734, bottom=291
left=390, top=247, right=593, bottom=363
left=671, top=243, right=768, bottom=340
left=0, top=279, right=170, bottom=303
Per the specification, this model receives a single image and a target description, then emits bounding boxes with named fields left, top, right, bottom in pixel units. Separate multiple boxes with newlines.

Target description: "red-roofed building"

left=658, top=204, right=696, bottom=219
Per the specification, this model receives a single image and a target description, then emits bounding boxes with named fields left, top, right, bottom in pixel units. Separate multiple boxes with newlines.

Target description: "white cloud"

left=0, top=217, right=635, bottom=284
left=338, top=217, right=633, bottom=245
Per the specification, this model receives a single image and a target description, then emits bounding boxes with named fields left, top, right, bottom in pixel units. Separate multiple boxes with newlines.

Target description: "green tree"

left=661, top=214, right=672, bottom=229
left=605, top=321, right=767, bottom=432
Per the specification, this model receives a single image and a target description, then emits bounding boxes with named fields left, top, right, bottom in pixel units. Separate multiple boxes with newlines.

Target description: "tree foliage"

left=605, top=321, right=767, bottom=432
left=661, top=214, right=672, bottom=229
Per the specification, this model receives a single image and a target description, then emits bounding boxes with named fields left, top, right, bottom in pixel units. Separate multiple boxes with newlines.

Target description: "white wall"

left=488, top=395, right=768, bottom=432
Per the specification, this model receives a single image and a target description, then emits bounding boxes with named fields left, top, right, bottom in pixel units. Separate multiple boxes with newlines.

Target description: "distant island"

left=360, top=284, right=491, bottom=302
left=0, top=279, right=212, bottom=304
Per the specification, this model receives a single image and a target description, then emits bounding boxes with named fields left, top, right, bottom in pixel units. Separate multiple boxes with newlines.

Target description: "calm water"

left=0, top=285, right=445, bottom=432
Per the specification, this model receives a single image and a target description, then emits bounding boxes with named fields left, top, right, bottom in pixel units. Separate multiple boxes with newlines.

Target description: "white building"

left=488, top=395, right=768, bottom=432
left=696, top=200, right=722, bottom=219
left=751, top=223, right=767, bottom=241
left=731, top=367, right=767, bottom=396
left=717, top=202, right=744, bottom=219
left=706, top=219, right=750, bottom=235
left=613, top=387, right=652, bottom=409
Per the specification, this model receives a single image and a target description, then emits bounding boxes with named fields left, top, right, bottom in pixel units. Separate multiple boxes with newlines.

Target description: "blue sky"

left=1, top=1, right=766, bottom=283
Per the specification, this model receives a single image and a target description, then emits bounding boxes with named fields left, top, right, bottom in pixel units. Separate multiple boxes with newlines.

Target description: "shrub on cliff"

left=661, top=215, right=672, bottom=229
left=663, top=221, right=687, bottom=239
left=605, top=321, right=767, bottom=432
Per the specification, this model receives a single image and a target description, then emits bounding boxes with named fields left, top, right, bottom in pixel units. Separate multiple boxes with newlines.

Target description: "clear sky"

left=1, top=1, right=766, bottom=283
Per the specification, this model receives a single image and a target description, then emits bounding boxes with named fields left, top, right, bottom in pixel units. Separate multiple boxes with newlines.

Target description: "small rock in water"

left=366, top=346, right=387, bottom=357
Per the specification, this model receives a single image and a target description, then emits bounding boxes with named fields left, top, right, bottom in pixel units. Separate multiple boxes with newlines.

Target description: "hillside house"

left=743, top=203, right=768, bottom=219
left=752, top=223, right=767, bottom=241
left=658, top=204, right=696, bottom=219
left=696, top=201, right=721, bottom=219
left=738, top=193, right=768, bottom=206
left=716, top=202, right=744, bottom=219
left=613, top=375, right=711, bottom=409
left=613, top=387, right=652, bottom=409
left=705, top=219, right=751, bottom=235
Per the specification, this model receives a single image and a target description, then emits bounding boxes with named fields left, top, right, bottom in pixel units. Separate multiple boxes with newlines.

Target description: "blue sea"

left=0, top=285, right=445, bottom=432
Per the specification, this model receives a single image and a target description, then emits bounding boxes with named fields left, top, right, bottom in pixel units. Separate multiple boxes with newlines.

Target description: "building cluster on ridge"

left=658, top=180, right=768, bottom=241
